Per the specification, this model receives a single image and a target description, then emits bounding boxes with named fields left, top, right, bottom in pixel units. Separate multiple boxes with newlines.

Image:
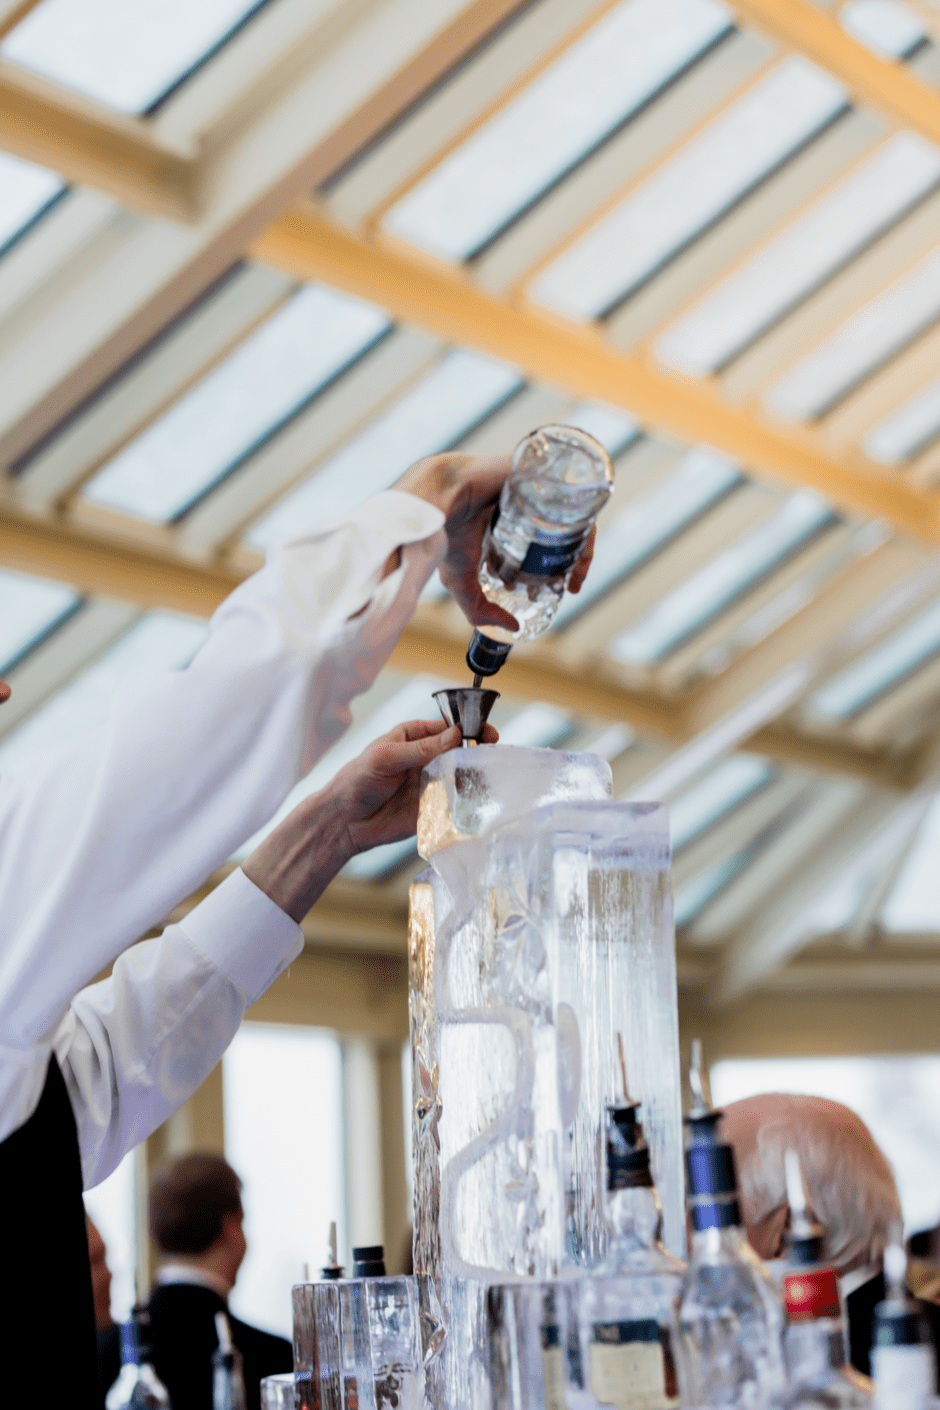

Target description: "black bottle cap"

left=319, top=1264, right=344, bottom=1281
left=352, top=1245, right=386, bottom=1278
left=787, top=1230, right=827, bottom=1267
left=466, top=629, right=512, bottom=677
left=873, top=1304, right=932, bottom=1348
left=606, top=1102, right=654, bottom=1190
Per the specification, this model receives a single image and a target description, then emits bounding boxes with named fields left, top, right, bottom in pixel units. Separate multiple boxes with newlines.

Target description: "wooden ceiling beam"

left=732, top=0, right=940, bottom=147
left=252, top=206, right=940, bottom=541
left=0, top=61, right=198, bottom=221
left=0, top=500, right=911, bottom=789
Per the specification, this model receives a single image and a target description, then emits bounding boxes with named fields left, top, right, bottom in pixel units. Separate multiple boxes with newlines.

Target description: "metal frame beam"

left=252, top=206, right=940, bottom=540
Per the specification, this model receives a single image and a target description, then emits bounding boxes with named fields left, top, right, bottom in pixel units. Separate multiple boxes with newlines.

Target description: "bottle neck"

left=690, top=1222, right=749, bottom=1261
left=606, top=1183, right=665, bottom=1259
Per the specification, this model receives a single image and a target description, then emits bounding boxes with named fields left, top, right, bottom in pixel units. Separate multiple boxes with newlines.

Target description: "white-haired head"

left=721, top=1093, right=901, bottom=1273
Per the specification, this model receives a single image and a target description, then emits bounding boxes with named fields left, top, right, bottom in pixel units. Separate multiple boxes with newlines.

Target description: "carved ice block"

left=408, top=747, right=682, bottom=1408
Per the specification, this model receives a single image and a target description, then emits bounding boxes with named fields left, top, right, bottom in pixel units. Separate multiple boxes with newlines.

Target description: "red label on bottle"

left=784, top=1268, right=841, bottom=1321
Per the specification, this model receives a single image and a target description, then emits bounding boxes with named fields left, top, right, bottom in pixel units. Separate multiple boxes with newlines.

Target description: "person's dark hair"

left=149, top=1153, right=243, bottom=1255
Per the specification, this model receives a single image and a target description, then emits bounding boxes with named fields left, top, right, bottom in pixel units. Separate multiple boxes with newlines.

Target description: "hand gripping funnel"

left=432, top=688, right=500, bottom=745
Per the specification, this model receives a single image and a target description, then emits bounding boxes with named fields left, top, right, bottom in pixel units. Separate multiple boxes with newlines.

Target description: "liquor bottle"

left=871, top=1239, right=937, bottom=1410
left=674, top=1042, right=787, bottom=1408
left=774, top=1149, right=872, bottom=1406
left=580, top=1098, right=685, bottom=1409
left=105, top=1306, right=171, bottom=1410
left=212, top=1311, right=247, bottom=1410
left=466, top=424, right=614, bottom=680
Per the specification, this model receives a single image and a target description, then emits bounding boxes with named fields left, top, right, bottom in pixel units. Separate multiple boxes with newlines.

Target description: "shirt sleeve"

left=0, top=490, right=444, bottom=1119
left=52, top=869, right=303, bottom=1188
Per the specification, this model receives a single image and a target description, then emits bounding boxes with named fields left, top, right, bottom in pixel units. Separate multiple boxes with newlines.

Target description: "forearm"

left=242, top=789, right=357, bottom=923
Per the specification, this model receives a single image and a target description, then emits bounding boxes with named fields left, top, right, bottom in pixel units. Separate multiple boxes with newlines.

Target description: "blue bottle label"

left=520, top=536, right=583, bottom=577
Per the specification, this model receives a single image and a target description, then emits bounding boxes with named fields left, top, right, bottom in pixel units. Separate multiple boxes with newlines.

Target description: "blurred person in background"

left=98, top=1153, right=290, bottom=1410
left=1, top=453, right=586, bottom=1406
left=86, top=1216, right=114, bottom=1332
left=722, top=1092, right=939, bottom=1378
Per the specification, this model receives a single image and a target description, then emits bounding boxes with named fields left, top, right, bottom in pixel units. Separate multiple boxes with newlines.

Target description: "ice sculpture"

left=409, top=745, right=682, bottom=1409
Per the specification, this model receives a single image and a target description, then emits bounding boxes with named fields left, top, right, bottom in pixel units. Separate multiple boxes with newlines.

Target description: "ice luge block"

left=409, top=746, right=682, bottom=1409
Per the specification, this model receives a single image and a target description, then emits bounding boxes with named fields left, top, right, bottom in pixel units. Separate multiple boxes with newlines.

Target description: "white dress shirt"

left=0, top=490, right=446, bottom=1186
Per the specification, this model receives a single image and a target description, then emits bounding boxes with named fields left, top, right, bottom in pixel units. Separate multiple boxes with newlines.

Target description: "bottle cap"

left=466, top=629, right=512, bottom=678
left=352, top=1245, right=386, bottom=1278
left=320, top=1220, right=344, bottom=1280
left=874, top=1238, right=932, bottom=1347
left=783, top=1149, right=827, bottom=1268
left=606, top=1102, right=654, bottom=1190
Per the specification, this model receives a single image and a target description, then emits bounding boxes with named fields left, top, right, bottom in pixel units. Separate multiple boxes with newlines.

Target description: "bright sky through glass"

left=552, top=447, right=741, bottom=628
left=768, top=241, right=940, bottom=420
left=865, top=374, right=940, bottom=464
left=0, top=570, right=78, bottom=673
left=657, top=134, right=940, bottom=376
left=840, top=0, right=927, bottom=58
left=0, top=612, right=207, bottom=776
left=883, top=800, right=940, bottom=932
left=0, top=152, right=63, bottom=253
left=530, top=58, right=847, bottom=321
left=245, top=351, right=521, bottom=553
left=82, top=286, right=389, bottom=524
left=3, top=0, right=265, bottom=113
left=610, top=491, right=835, bottom=664
left=669, top=755, right=772, bottom=850
left=384, top=0, right=731, bottom=261
left=809, top=596, right=940, bottom=719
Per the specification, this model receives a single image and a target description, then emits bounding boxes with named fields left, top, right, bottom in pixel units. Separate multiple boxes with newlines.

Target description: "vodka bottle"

left=466, top=424, right=614, bottom=678
left=212, top=1311, right=247, bottom=1410
left=674, top=1044, right=787, bottom=1408
left=580, top=1100, right=685, bottom=1409
left=105, top=1306, right=171, bottom=1410
left=774, top=1151, right=872, bottom=1407
left=871, top=1241, right=937, bottom=1410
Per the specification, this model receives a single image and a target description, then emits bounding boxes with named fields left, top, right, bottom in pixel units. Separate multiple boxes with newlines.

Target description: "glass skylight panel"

left=246, top=351, right=521, bottom=553
left=674, top=852, right=745, bottom=928
left=610, top=490, right=835, bottom=664
left=82, top=287, right=389, bottom=524
left=0, top=570, right=78, bottom=673
left=565, top=403, right=639, bottom=458
left=768, top=240, right=940, bottom=420
left=529, top=58, right=847, bottom=322
left=0, top=611, right=207, bottom=776
left=496, top=703, right=570, bottom=748
left=809, top=595, right=940, bottom=719
left=840, top=0, right=927, bottom=59
left=383, top=0, right=732, bottom=261
left=3, top=0, right=267, bottom=114
left=0, top=153, right=63, bottom=253
left=552, top=447, right=741, bottom=628
left=657, top=133, right=940, bottom=376
left=669, top=755, right=772, bottom=851
left=864, top=375, right=940, bottom=464
left=883, top=798, right=940, bottom=931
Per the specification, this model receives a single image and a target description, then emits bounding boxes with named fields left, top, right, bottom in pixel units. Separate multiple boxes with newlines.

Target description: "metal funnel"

left=433, top=687, right=500, bottom=745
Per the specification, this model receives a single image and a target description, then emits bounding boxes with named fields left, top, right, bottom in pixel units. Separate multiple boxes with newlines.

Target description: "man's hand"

left=243, top=717, right=497, bottom=922
left=394, top=452, right=595, bottom=631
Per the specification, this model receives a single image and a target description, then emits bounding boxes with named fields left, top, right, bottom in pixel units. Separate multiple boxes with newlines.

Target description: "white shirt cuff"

left=178, top=868, right=303, bottom=1005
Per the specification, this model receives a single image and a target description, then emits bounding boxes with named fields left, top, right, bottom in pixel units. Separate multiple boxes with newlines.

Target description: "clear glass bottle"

left=674, top=1044, right=787, bottom=1408
left=467, top=424, right=614, bottom=678
left=871, top=1241, right=937, bottom=1410
left=213, top=1311, right=248, bottom=1410
left=774, top=1150, right=872, bottom=1407
left=105, top=1306, right=171, bottom=1410
left=580, top=1100, right=685, bottom=1410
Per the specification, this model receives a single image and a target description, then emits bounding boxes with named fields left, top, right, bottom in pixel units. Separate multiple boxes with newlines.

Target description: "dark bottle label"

left=520, top=536, right=584, bottom=577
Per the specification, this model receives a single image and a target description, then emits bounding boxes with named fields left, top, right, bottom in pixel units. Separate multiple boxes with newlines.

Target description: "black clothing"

left=0, top=1056, right=98, bottom=1407
left=846, top=1270, right=940, bottom=1384
left=98, top=1282, right=293, bottom=1410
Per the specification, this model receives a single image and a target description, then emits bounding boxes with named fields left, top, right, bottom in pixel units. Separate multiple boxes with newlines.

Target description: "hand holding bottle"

left=393, top=450, right=597, bottom=631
